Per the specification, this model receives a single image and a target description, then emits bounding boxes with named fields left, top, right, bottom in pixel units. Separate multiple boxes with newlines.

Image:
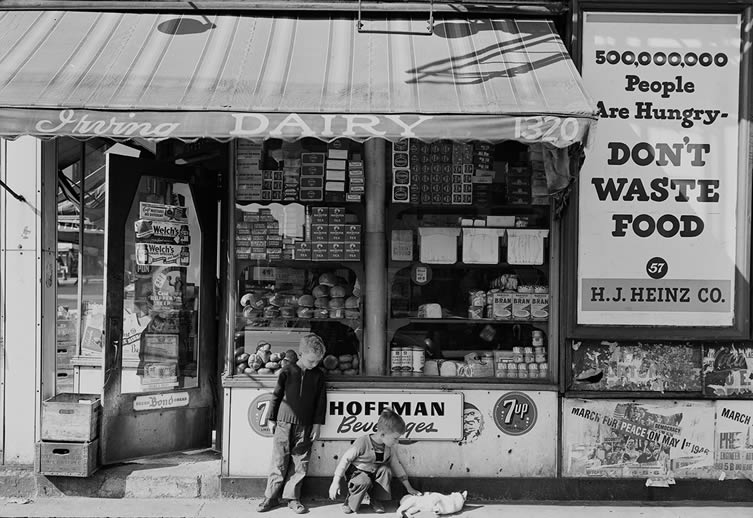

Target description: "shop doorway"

left=100, top=155, right=217, bottom=463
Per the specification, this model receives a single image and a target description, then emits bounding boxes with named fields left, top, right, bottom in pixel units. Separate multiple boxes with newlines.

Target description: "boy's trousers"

left=345, top=465, right=392, bottom=511
left=265, top=422, right=313, bottom=500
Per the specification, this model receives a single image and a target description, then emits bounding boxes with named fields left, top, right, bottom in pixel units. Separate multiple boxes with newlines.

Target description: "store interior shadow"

left=42, top=449, right=219, bottom=497
left=408, top=20, right=564, bottom=85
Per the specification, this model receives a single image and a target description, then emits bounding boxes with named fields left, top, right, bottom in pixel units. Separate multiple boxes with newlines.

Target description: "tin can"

left=524, top=354, right=535, bottom=364
left=506, top=363, right=518, bottom=378
left=531, top=331, right=545, bottom=347
left=390, top=346, right=404, bottom=375
left=396, top=347, right=411, bottom=374
left=469, top=290, right=486, bottom=307
left=528, top=363, right=539, bottom=375
left=539, top=362, right=549, bottom=378
left=535, top=353, right=547, bottom=363
left=534, top=346, right=546, bottom=355
left=468, top=306, right=484, bottom=319
left=410, top=346, right=425, bottom=375
left=523, top=346, right=534, bottom=355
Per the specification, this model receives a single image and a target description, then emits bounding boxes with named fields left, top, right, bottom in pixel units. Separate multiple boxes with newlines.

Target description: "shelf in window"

left=236, top=259, right=363, bottom=270
left=242, top=317, right=361, bottom=327
left=389, top=261, right=548, bottom=269
left=393, top=317, right=548, bottom=325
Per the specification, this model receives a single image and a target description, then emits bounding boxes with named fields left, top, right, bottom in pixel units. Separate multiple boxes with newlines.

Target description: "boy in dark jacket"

left=257, top=333, right=327, bottom=514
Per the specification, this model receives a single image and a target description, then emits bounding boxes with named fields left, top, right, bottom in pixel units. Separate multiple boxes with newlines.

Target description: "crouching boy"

left=328, top=409, right=420, bottom=514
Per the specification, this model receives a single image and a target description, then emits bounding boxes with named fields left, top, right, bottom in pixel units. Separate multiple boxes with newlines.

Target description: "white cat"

left=396, top=490, right=467, bottom=517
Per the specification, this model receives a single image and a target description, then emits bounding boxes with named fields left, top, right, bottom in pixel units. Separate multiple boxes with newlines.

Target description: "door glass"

left=122, top=176, right=201, bottom=393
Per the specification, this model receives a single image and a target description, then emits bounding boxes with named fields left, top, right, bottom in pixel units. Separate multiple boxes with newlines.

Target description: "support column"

left=363, top=139, right=387, bottom=376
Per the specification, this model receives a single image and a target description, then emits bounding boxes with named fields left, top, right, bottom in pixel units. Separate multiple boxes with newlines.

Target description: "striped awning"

left=0, top=11, right=596, bottom=144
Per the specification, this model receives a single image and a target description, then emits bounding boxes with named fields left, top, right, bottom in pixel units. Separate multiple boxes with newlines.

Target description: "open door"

left=101, top=154, right=217, bottom=464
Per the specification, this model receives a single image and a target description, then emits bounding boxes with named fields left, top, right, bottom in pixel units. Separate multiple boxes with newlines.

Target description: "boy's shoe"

left=256, top=498, right=280, bottom=512
left=288, top=499, right=308, bottom=514
left=371, top=500, right=385, bottom=514
left=341, top=503, right=354, bottom=514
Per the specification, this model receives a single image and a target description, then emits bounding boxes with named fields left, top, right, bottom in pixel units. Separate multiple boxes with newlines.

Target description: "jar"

left=410, top=346, right=425, bottom=375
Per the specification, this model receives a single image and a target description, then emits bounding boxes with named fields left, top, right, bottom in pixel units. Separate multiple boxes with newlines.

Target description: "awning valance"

left=0, top=11, right=596, bottom=145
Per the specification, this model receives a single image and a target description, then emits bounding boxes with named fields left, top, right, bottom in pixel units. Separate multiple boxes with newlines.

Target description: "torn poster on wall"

left=571, top=341, right=701, bottom=392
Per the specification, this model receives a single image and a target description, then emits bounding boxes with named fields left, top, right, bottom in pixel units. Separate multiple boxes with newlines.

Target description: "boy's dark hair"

left=376, top=408, right=406, bottom=434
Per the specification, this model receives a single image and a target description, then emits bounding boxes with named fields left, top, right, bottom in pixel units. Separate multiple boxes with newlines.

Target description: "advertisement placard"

left=578, top=13, right=741, bottom=326
left=563, top=399, right=715, bottom=479
left=320, top=392, right=463, bottom=440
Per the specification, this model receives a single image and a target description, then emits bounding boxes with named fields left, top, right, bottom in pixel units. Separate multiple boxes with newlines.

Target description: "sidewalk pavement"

left=0, top=497, right=749, bottom=518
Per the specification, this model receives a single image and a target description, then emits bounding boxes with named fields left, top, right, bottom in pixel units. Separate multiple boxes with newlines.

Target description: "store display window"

left=387, top=139, right=553, bottom=380
left=232, top=138, right=363, bottom=377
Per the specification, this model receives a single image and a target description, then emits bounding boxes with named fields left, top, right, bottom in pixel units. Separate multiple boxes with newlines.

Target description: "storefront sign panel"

left=577, top=13, right=742, bottom=326
left=0, top=107, right=593, bottom=147
left=133, top=391, right=189, bottom=411
left=563, top=399, right=715, bottom=479
left=319, top=392, right=463, bottom=441
left=226, top=388, right=556, bottom=478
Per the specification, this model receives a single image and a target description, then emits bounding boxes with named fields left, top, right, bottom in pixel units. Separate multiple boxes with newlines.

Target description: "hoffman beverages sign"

left=320, top=392, right=463, bottom=440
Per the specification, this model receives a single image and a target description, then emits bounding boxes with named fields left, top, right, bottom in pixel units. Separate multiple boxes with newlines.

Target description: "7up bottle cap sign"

left=493, top=392, right=537, bottom=436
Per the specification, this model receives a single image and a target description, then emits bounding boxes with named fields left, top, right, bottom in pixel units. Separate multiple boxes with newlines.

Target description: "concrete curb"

left=0, top=497, right=750, bottom=518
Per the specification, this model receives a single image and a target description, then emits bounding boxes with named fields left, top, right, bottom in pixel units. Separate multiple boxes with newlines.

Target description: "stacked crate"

left=35, top=394, right=101, bottom=477
left=55, top=319, right=77, bottom=393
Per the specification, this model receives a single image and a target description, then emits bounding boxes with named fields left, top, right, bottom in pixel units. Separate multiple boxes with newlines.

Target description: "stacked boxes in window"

left=507, top=161, right=533, bottom=205
left=236, top=208, right=282, bottom=260
left=391, top=139, right=410, bottom=203
left=283, top=158, right=301, bottom=201
left=295, top=207, right=360, bottom=262
left=406, top=139, right=472, bottom=205
left=236, top=141, right=264, bottom=201
left=36, top=393, right=101, bottom=477
left=326, top=141, right=348, bottom=203
left=527, top=143, right=551, bottom=205
left=300, top=153, right=325, bottom=202
left=348, top=159, right=364, bottom=202
left=471, top=142, right=494, bottom=206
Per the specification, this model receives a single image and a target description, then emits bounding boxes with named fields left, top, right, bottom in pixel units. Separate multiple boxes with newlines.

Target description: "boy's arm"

left=268, top=368, right=287, bottom=423
left=389, top=447, right=420, bottom=495
left=332, top=436, right=366, bottom=480
left=313, top=371, right=327, bottom=424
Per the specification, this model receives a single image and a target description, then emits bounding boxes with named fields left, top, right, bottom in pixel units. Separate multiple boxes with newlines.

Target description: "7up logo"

left=493, top=392, right=537, bottom=436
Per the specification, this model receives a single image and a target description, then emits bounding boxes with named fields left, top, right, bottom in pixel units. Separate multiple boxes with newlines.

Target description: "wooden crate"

left=41, top=393, right=100, bottom=442
left=35, top=439, right=98, bottom=477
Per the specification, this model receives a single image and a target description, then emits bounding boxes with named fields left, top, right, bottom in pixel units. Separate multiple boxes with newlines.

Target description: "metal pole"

left=363, top=138, right=387, bottom=375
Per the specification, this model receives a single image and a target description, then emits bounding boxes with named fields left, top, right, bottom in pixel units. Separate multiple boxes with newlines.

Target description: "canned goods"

left=524, top=354, right=535, bottom=363
left=390, top=346, right=404, bottom=375
left=528, top=363, right=539, bottom=374
left=468, top=306, right=484, bottom=319
left=535, top=354, right=547, bottom=363
left=531, top=331, right=545, bottom=347
left=410, top=346, right=425, bottom=375
left=512, top=346, right=523, bottom=354
left=534, top=346, right=546, bottom=355
left=523, top=347, right=534, bottom=354
left=469, top=290, right=486, bottom=307
left=513, top=353, right=524, bottom=363
left=400, top=347, right=413, bottom=374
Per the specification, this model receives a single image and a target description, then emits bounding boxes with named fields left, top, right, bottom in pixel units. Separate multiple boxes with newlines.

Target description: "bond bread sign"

left=577, top=13, right=742, bottom=326
left=320, top=392, right=463, bottom=440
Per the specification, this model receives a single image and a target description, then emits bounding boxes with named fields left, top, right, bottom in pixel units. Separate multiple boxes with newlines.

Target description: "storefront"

left=6, top=3, right=752, bottom=501
left=0, top=7, right=597, bottom=484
